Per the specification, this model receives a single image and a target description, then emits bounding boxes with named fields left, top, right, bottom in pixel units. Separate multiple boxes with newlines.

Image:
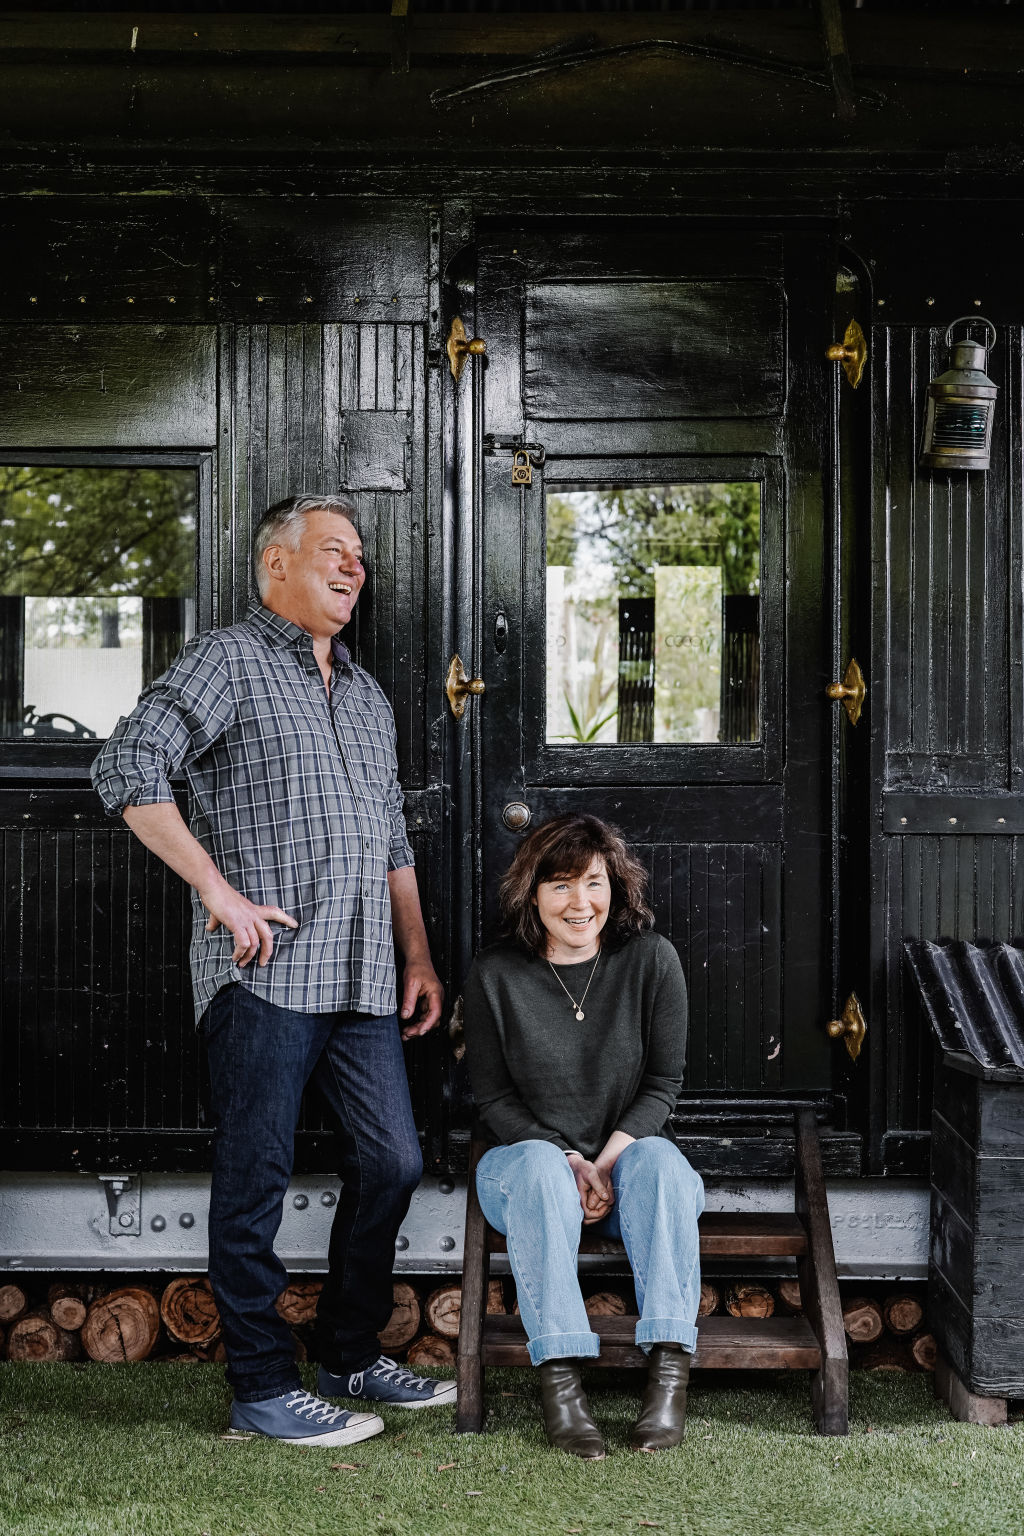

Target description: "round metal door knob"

left=502, top=801, right=532, bottom=831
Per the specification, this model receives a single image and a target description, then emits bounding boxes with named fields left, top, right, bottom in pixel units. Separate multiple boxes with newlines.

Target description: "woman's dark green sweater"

left=461, top=930, right=687, bottom=1162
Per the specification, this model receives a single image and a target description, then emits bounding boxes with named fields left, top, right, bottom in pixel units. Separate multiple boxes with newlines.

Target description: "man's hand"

left=200, top=876, right=298, bottom=968
left=388, top=865, right=444, bottom=1038
left=398, top=957, right=444, bottom=1039
left=566, top=1153, right=613, bottom=1225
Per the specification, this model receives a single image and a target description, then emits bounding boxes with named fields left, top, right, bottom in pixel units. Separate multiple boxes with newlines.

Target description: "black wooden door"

left=450, top=223, right=860, bottom=1174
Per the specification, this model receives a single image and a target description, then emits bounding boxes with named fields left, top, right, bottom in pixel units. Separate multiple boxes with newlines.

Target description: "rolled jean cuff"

left=231, top=1370, right=304, bottom=1404
left=635, top=1319, right=699, bottom=1355
left=527, top=1330, right=601, bottom=1367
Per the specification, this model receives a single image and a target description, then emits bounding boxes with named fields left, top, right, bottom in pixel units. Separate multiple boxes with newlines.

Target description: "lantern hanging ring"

left=944, top=315, right=997, bottom=353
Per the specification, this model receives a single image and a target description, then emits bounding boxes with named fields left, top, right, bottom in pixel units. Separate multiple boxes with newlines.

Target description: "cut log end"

left=842, top=1296, right=884, bottom=1344
left=160, top=1277, right=221, bottom=1347
left=406, top=1333, right=455, bottom=1368
left=7, top=1311, right=81, bottom=1363
left=422, top=1284, right=460, bottom=1340
left=775, top=1278, right=803, bottom=1315
left=911, top=1331, right=937, bottom=1372
left=0, top=1284, right=28, bottom=1325
left=274, top=1281, right=322, bottom=1328
left=81, top=1287, right=160, bottom=1363
left=882, top=1293, right=924, bottom=1336
left=585, top=1290, right=627, bottom=1318
left=379, top=1281, right=422, bottom=1352
left=697, top=1281, right=721, bottom=1318
left=725, top=1283, right=775, bottom=1320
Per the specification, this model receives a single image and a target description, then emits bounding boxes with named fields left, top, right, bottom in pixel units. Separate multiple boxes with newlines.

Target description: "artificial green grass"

left=1, top=1363, right=1020, bottom=1536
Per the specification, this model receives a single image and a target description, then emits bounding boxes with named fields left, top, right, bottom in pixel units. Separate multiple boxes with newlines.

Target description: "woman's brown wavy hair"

left=499, top=814, right=654, bottom=956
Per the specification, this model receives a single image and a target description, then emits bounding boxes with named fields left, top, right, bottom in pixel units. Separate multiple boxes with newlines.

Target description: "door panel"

left=462, top=225, right=846, bottom=1140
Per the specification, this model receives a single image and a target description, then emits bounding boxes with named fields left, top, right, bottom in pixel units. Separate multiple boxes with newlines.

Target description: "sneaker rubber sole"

left=228, top=1412, right=385, bottom=1447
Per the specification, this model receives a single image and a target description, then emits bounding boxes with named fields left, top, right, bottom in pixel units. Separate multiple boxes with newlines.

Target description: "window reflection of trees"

left=0, top=466, right=196, bottom=740
left=545, top=484, right=761, bottom=746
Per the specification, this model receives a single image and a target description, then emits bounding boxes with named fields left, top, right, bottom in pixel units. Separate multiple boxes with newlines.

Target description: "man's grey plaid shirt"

left=91, top=606, right=414, bottom=1023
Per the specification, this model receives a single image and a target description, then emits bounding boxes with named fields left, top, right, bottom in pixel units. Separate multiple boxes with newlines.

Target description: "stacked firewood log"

left=0, top=1274, right=935, bottom=1371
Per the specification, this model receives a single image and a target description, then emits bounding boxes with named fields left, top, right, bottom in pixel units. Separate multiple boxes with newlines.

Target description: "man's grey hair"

left=252, top=493, right=359, bottom=597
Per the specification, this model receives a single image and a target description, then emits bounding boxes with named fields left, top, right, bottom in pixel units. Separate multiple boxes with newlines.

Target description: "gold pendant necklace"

left=547, top=951, right=601, bottom=1020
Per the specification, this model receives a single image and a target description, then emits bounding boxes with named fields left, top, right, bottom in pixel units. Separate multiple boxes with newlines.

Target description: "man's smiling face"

left=261, top=508, right=365, bottom=640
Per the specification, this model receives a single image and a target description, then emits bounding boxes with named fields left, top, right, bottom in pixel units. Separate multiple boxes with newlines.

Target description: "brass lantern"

left=920, top=316, right=998, bottom=472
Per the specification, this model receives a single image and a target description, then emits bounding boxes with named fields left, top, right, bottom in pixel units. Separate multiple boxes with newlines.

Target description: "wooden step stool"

left=456, top=1108, right=848, bottom=1436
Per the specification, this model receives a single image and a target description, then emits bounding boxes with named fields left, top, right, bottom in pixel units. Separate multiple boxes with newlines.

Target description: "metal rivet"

left=395, top=1235, right=409, bottom=1251
left=926, top=297, right=935, bottom=306
left=167, top=295, right=176, bottom=304
left=877, top=299, right=886, bottom=306
left=29, top=296, right=37, bottom=303
left=256, top=296, right=263, bottom=303
left=118, top=1211, right=134, bottom=1228
left=126, top=296, right=135, bottom=304
left=438, top=1179, right=455, bottom=1195
left=179, top=1212, right=195, bottom=1229
left=998, top=817, right=1006, bottom=824
left=438, top=1235, right=456, bottom=1252
left=949, top=817, right=957, bottom=824
left=78, top=295, right=86, bottom=303
left=293, top=1193, right=309, bottom=1210
left=150, top=1215, right=166, bottom=1232
left=900, top=817, right=908, bottom=825
left=320, top=1191, right=336, bottom=1207
left=974, top=299, right=982, bottom=307
left=304, top=295, right=312, bottom=303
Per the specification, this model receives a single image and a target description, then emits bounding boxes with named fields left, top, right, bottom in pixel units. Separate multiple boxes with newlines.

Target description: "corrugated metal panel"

left=904, top=938, right=1024, bottom=1080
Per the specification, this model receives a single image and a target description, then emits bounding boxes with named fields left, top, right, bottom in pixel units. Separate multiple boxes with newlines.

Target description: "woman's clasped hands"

left=566, top=1151, right=614, bottom=1224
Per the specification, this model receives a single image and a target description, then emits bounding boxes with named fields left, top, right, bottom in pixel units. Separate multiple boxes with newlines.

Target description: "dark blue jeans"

left=204, top=984, right=423, bottom=1403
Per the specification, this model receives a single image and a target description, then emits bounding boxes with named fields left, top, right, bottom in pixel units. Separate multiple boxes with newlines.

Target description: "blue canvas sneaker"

left=229, top=1387, right=385, bottom=1446
left=318, top=1355, right=458, bottom=1410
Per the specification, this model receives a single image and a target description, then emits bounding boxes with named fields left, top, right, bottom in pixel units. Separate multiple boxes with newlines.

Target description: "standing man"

left=92, top=493, right=453, bottom=1447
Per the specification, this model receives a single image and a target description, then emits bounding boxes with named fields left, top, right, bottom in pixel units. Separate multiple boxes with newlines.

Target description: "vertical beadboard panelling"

left=883, top=325, right=1014, bottom=789
left=887, top=835, right=1024, bottom=1135
left=0, top=819, right=197, bottom=1136
left=217, top=322, right=425, bottom=785
left=636, top=842, right=782, bottom=1092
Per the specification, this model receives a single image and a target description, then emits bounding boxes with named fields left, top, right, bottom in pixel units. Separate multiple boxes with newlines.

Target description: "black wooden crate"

left=906, top=941, right=1024, bottom=1400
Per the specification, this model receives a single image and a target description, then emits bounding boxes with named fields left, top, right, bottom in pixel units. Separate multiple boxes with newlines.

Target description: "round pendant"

left=575, top=1008, right=585, bottom=1021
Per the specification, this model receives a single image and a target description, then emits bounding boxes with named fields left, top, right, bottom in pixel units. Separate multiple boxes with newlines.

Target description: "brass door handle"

left=826, top=319, right=867, bottom=389
left=826, top=657, right=866, bottom=726
left=826, top=993, right=867, bottom=1062
left=446, top=317, right=486, bottom=382
left=446, top=655, right=485, bottom=719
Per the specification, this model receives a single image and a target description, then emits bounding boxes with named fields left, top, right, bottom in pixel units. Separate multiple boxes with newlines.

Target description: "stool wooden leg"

left=795, top=1109, right=849, bottom=1436
left=456, top=1145, right=489, bottom=1433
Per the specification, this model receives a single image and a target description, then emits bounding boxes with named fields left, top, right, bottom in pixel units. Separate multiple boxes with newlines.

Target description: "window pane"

left=0, top=466, right=197, bottom=741
left=546, top=484, right=761, bottom=745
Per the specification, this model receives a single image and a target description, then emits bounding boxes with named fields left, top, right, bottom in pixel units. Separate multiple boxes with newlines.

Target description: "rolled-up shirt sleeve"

left=90, top=636, right=238, bottom=818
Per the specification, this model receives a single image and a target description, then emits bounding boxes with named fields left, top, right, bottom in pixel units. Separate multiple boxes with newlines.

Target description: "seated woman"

left=462, top=814, right=704, bottom=1459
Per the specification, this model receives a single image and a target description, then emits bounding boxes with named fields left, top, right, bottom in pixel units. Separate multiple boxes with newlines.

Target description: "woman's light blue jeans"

left=476, top=1136, right=705, bottom=1367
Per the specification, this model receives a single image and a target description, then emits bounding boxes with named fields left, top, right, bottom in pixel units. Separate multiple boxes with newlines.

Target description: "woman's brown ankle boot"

left=629, top=1343, right=690, bottom=1452
left=538, top=1360, right=606, bottom=1459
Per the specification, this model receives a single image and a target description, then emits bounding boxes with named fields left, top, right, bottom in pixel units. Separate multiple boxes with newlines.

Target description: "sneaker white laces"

left=371, top=1356, right=431, bottom=1390
left=286, top=1389, right=347, bottom=1424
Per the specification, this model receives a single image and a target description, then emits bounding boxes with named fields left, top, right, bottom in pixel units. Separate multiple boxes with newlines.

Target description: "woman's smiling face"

left=533, top=856, right=612, bottom=963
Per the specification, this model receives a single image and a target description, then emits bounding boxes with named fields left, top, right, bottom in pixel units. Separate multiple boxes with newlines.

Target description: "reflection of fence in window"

left=0, top=465, right=196, bottom=741
left=545, top=483, right=761, bottom=747
left=721, top=595, right=760, bottom=744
